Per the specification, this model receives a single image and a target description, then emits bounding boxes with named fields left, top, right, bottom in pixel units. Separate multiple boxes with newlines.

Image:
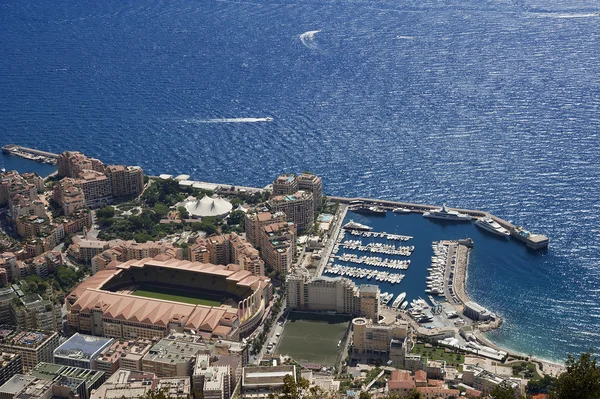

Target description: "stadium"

left=66, top=258, right=271, bottom=341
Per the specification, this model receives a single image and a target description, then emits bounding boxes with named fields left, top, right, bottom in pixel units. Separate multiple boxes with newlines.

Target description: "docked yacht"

left=475, top=217, right=510, bottom=237
left=342, top=220, right=373, bottom=231
left=353, top=206, right=386, bottom=216
left=391, top=292, right=406, bottom=309
left=392, top=207, right=411, bottom=214
left=423, top=203, right=472, bottom=221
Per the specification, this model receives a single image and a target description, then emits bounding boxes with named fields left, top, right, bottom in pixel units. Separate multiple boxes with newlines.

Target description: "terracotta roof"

left=415, top=370, right=427, bottom=382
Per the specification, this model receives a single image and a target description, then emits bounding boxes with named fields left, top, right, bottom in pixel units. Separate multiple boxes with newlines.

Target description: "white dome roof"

left=184, top=195, right=232, bottom=218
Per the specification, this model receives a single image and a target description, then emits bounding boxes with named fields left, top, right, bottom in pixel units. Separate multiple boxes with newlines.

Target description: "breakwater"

left=2, top=144, right=58, bottom=165
left=329, top=196, right=549, bottom=250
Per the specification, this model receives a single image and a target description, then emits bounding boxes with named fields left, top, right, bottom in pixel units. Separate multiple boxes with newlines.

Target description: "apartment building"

left=297, top=173, right=323, bottom=212
left=352, top=317, right=408, bottom=361
left=105, top=165, right=144, bottom=198
left=0, top=353, right=22, bottom=387
left=57, top=151, right=105, bottom=178
left=244, top=210, right=286, bottom=250
left=286, top=274, right=379, bottom=318
left=193, top=355, right=231, bottom=399
left=94, top=338, right=153, bottom=376
left=260, top=222, right=296, bottom=273
left=52, top=178, right=86, bottom=216
left=268, top=190, right=314, bottom=232
left=74, top=171, right=112, bottom=208
left=0, top=329, right=60, bottom=372
left=10, top=294, right=58, bottom=332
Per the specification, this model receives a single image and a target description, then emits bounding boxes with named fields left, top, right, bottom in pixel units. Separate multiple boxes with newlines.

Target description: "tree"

left=550, top=352, right=600, bottom=399
left=268, top=375, right=335, bottom=399
left=490, top=382, right=521, bottom=399
left=359, top=392, right=372, bottom=399
left=227, top=210, right=245, bottom=227
left=177, top=206, right=189, bottom=219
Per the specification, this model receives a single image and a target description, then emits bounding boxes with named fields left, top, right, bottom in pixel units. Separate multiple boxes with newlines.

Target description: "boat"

left=475, top=216, right=510, bottom=237
left=392, top=207, right=411, bottom=214
left=352, top=206, right=387, bottom=216
left=400, top=301, right=408, bottom=310
left=391, top=292, right=406, bottom=309
left=423, top=203, right=472, bottom=221
left=342, top=220, right=373, bottom=231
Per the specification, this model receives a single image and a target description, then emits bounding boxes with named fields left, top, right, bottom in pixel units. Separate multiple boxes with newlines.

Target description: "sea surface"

left=2, top=0, right=600, bottom=362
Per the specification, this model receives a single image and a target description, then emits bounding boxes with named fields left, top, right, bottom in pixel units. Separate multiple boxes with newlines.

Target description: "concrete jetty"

left=2, top=144, right=58, bottom=165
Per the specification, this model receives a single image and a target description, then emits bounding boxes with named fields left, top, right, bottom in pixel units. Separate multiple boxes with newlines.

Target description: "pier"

left=2, top=144, right=58, bottom=165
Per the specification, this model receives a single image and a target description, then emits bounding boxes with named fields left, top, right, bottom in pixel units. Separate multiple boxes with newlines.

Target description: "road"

left=315, top=204, right=348, bottom=277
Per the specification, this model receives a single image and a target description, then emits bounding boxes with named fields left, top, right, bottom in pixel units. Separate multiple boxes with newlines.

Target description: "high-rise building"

left=260, top=222, right=296, bottom=273
left=268, top=191, right=314, bottom=232
left=0, top=353, right=22, bottom=387
left=286, top=274, right=379, bottom=318
left=297, top=173, right=323, bottom=213
left=105, top=165, right=144, bottom=198
left=0, top=329, right=60, bottom=372
left=244, top=210, right=286, bottom=250
left=271, top=174, right=299, bottom=196
left=73, top=171, right=112, bottom=208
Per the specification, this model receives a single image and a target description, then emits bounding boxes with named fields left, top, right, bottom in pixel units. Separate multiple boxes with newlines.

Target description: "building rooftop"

left=54, top=333, right=114, bottom=362
left=242, top=365, right=295, bottom=387
left=144, top=337, right=208, bottom=365
left=0, top=329, right=56, bottom=349
left=29, top=362, right=105, bottom=387
left=0, top=375, right=37, bottom=395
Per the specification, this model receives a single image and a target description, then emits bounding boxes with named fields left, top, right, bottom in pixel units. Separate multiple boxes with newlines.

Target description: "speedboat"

left=392, top=207, right=411, bottom=214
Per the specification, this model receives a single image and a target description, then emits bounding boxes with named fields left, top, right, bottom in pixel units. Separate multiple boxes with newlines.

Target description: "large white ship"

left=423, top=204, right=472, bottom=221
left=342, top=220, right=373, bottom=231
left=475, top=217, right=510, bottom=237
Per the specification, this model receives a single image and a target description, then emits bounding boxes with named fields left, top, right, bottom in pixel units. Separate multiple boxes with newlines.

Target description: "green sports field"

left=277, top=313, right=349, bottom=366
left=131, top=286, right=223, bottom=307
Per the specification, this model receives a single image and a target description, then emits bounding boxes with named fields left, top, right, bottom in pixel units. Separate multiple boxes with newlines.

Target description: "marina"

left=329, top=197, right=549, bottom=250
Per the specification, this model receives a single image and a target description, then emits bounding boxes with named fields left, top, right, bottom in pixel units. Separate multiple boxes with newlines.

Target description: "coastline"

left=455, top=242, right=566, bottom=375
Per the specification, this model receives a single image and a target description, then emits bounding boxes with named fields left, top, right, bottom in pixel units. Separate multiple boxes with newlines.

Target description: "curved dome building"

left=179, top=195, right=233, bottom=218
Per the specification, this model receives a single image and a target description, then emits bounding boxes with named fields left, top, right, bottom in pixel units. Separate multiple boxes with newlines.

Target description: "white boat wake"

left=184, top=117, right=273, bottom=124
left=530, top=12, right=599, bottom=19
left=299, top=30, right=321, bottom=50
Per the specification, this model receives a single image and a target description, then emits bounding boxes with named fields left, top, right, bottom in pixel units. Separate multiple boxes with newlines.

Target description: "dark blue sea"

left=2, top=0, right=600, bottom=362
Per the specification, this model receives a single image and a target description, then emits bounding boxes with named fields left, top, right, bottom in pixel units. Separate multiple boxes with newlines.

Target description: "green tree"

left=490, top=382, right=521, bottom=399
left=359, top=392, right=372, bottom=399
left=96, top=206, right=115, bottom=219
left=153, top=203, right=170, bottom=218
left=268, top=375, right=335, bottom=399
left=227, top=210, right=245, bottom=227
left=177, top=206, right=189, bottom=219
left=550, top=352, right=600, bottom=399
left=527, top=374, right=557, bottom=394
